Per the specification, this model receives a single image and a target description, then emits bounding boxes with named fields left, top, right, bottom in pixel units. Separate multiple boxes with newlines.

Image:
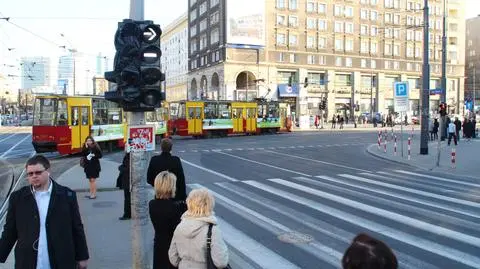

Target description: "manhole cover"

left=92, top=201, right=117, bottom=208
left=278, top=232, right=314, bottom=244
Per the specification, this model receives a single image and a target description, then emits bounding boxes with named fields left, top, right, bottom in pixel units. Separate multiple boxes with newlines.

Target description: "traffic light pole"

left=420, top=0, right=430, bottom=155
left=129, top=1, right=151, bottom=269
left=440, top=0, right=447, bottom=141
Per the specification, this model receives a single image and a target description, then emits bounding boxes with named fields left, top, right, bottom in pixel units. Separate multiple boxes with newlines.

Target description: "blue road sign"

left=429, top=88, right=442, bottom=95
left=394, top=82, right=408, bottom=97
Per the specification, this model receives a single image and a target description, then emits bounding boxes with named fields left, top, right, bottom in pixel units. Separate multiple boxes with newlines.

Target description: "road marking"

left=340, top=174, right=480, bottom=209
left=0, top=133, right=17, bottom=143
left=189, top=183, right=342, bottom=268
left=262, top=150, right=370, bottom=173
left=393, top=170, right=480, bottom=188
left=214, top=151, right=311, bottom=177
left=181, top=159, right=238, bottom=182
left=244, top=180, right=480, bottom=269
left=0, top=134, right=32, bottom=159
left=316, top=175, right=480, bottom=220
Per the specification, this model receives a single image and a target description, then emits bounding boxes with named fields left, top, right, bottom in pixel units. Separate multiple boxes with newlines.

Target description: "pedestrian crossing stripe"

left=185, top=170, right=480, bottom=269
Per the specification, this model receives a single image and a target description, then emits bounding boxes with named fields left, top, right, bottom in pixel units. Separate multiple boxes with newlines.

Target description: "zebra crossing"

left=187, top=170, right=480, bottom=269
left=173, top=142, right=369, bottom=154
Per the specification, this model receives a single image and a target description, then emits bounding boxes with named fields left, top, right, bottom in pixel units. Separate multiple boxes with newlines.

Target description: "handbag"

left=207, top=223, right=232, bottom=269
left=80, top=156, right=86, bottom=168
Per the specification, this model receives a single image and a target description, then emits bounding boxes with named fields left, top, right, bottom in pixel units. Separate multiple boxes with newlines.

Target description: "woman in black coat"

left=82, top=136, right=102, bottom=199
left=149, top=171, right=187, bottom=269
left=117, top=153, right=131, bottom=220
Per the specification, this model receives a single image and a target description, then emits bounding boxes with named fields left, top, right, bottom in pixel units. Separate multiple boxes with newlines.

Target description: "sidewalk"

left=292, top=123, right=417, bottom=132
left=0, top=126, right=32, bottom=134
left=367, top=133, right=480, bottom=179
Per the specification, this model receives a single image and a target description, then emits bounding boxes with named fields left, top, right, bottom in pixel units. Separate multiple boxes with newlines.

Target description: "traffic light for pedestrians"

left=319, top=98, right=327, bottom=110
left=105, top=19, right=165, bottom=111
left=439, top=102, right=447, bottom=116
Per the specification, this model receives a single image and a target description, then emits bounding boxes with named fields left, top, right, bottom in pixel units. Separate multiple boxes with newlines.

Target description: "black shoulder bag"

left=207, top=223, right=232, bottom=269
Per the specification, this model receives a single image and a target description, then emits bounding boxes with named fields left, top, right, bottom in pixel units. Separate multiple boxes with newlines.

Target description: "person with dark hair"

left=342, top=233, right=398, bottom=269
left=82, top=135, right=102, bottom=199
left=117, top=152, right=131, bottom=220
left=147, top=138, right=186, bottom=201
left=0, top=155, right=89, bottom=269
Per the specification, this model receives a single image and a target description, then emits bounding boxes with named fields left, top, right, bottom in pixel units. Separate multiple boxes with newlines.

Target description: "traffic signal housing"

left=105, top=19, right=165, bottom=111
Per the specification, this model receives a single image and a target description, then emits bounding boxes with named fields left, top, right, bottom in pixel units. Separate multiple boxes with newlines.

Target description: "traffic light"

left=319, top=98, right=327, bottom=110
left=304, top=77, right=308, bottom=88
left=105, top=19, right=165, bottom=111
left=439, top=102, right=447, bottom=116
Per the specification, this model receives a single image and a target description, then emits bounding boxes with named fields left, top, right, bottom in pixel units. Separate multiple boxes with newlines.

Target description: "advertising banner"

left=127, top=125, right=155, bottom=153
left=226, top=0, right=265, bottom=47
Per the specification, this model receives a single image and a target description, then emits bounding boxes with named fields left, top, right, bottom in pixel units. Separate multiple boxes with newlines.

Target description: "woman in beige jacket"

left=169, top=188, right=229, bottom=269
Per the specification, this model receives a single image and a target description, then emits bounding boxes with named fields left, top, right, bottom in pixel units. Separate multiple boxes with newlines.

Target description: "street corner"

left=365, top=143, right=420, bottom=169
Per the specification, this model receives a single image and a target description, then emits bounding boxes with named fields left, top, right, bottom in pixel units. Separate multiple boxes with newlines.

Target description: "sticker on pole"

left=394, top=82, right=409, bottom=112
left=127, top=125, right=155, bottom=153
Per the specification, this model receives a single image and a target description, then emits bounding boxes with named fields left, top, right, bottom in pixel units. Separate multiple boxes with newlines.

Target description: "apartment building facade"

left=465, top=15, right=480, bottom=113
left=187, top=0, right=465, bottom=126
left=161, top=13, right=189, bottom=101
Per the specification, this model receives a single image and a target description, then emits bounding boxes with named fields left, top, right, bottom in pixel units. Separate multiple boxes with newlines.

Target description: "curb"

left=365, top=143, right=480, bottom=180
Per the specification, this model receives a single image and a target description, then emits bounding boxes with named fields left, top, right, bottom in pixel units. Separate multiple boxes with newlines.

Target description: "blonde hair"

left=185, top=188, right=215, bottom=217
left=154, top=171, right=177, bottom=199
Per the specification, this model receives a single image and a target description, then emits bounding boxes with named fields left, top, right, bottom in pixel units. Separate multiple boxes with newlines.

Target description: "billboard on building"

left=226, top=0, right=265, bottom=47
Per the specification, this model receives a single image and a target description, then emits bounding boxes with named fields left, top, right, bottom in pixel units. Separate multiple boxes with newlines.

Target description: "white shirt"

left=448, top=122, right=456, bottom=133
left=33, top=181, right=52, bottom=269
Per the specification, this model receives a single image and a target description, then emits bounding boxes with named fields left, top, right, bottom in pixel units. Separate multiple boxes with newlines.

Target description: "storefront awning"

left=278, top=84, right=299, bottom=97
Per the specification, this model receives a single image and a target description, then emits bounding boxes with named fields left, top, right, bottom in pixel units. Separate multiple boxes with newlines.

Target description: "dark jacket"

left=116, top=153, right=130, bottom=190
left=82, top=144, right=102, bottom=178
left=149, top=199, right=187, bottom=269
left=0, top=181, right=89, bottom=269
left=147, top=152, right=186, bottom=201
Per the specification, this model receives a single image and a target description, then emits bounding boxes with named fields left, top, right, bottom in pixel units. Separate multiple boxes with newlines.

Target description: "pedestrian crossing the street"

left=187, top=170, right=480, bottom=269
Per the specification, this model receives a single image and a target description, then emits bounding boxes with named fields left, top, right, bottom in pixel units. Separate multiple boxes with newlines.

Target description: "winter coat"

left=147, top=152, right=186, bottom=201
left=82, top=144, right=102, bottom=179
left=149, top=199, right=187, bottom=269
left=0, top=181, right=89, bottom=269
left=169, top=215, right=229, bottom=269
left=116, top=153, right=130, bottom=190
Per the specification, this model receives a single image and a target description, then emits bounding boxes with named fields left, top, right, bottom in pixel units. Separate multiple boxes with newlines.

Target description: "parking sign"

left=394, top=82, right=409, bottom=112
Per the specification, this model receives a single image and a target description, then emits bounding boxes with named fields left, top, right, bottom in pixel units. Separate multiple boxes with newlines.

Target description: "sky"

left=0, top=0, right=479, bottom=88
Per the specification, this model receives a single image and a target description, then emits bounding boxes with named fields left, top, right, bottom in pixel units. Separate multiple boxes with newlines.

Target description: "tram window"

left=156, top=108, right=166, bottom=121
left=169, top=103, right=179, bottom=120
left=145, top=111, right=156, bottom=122
left=258, top=104, right=267, bottom=119
left=71, top=107, right=79, bottom=126
left=93, top=99, right=108, bottom=125
left=81, top=107, right=89, bottom=125
left=218, top=104, right=231, bottom=119
left=108, top=108, right=121, bottom=124
left=204, top=103, right=217, bottom=119
left=33, top=98, right=56, bottom=126
left=268, top=103, right=279, bottom=118
left=178, top=103, right=186, bottom=119
left=56, top=99, right=68, bottom=126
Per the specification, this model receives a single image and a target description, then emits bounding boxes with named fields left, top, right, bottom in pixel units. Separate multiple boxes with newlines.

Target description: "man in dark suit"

left=117, top=152, right=131, bottom=220
left=0, top=155, right=89, bottom=269
left=147, top=138, right=186, bottom=201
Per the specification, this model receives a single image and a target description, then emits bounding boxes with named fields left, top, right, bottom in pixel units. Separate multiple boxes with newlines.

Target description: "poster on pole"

left=394, top=82, right=409, bottom=112
left=126, top=125, right=155, bottom=153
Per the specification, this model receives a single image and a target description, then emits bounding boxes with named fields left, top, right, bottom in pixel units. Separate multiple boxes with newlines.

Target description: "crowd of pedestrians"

left=0, top=138, right=400, bottom=269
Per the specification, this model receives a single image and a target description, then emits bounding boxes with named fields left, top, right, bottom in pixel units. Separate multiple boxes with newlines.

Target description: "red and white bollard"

left=407, top=137, right=411, bottom=160
left=410, top=126, right=414, bottom=138
left=384, top=134, right=388, bottom=153
left=451, top=148, right=456, bottom=168
left=394, top=135, right=397, bottom=156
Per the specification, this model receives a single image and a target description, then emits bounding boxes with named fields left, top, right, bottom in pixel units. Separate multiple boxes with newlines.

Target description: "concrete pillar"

left=353, top=71, right=362, bottom=119
left=298, top=68, right=310, bottom=129
left=377, top=72, right=386, bottom=114
left=326, top=69, right=336, bottom=121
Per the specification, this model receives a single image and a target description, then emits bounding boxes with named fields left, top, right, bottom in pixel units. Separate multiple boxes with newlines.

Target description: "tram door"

left=187, top=106, right=202, bottom=135
left=246, top=107, right=257, bottom=132
left=233, top=108, right=244, bottom=133
left=71, top=106, right=90, bottom=149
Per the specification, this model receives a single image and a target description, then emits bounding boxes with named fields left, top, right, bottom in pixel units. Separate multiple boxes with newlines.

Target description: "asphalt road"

left=1, top=130, right=479, bottom=269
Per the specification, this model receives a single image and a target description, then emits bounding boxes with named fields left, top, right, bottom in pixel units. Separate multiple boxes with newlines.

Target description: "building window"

left=278, top=52, right=285, bottom=62
left=190, top=25, right=197, bottom=36
left=318, top=37, right=326, bottom=48
left=336, top=57, right=342, bottom=66
left=199, top=34, right=207, bottom=50
left=345, top=39, right=354, bottom=51
left=370, top=41, right=377, bottom=54
left=406, top=45, right=414, bottom=57
left=307, top=18, right=316, bottom=29
left=371, top=0, right=378, bottom=4
left=319, top=56, right=326, bottom=65
left=385, top=60, right=391, bottom=69
left=384, top=44, right=392, bottom=55
left=385, top=13, right=392, bottom=23
left=199, top=2, right=207, bottom=15
left=345, top=6, right=354, bottom=17
left=318, top=3, right=327, bottom=13
left=200, top=19, right=208, bottom=32
left=277, top=33, right=286, bottom=45
left=361, top=59, right=367, bottom=68
left=393, top=45, right=400, bottom=56
left=407, top=63, right=412, bottom=71
left=190, top=0, right=197, bottom=6
left=277, top=0, right=286, bottom=8
left=289, top=0, right=297, bottom=10
left=190, top=39, right=197, bottom=53
left=361, top=9, right=368, bottom=20
left=334, top=5, right=343, bottom=16
left=393, top=61, right=400, bottom=70
left=361, top=40, right=369, bottom=53
left=371, top=60, right=376, bottom=68
left=415, top=47, right=421, bottom=58
left=210, top=28, right=219, bottom=44
left=210, top=12, right=220, bottom=25
left=345, top=57, right=353, bottom=67
left=307, top=36, right=316, bottom=48
left=277, top=15, right=286, bottom=25
left=335, top=21, right=344, bottom=33
left=190, top=9, right=197, bottom=21
left=370, top=26, right=378, bottom=36
left=289, top=34, right=298, bottom=46
left=289, top=16, right=298, bottom=27
left=361, top=25, right=368, bottom=35
left=306, top=1, right=316, bottom=12
left=370, top=10, right=378, bottom=21
left=335, top=74, right=352, bottom=86
left=307, top=55, right=315, bottom=64
left=210, top=0, right=219, bottom=7
left=394, top=14, right=400, bottom=24
left=335, top=38, right=344, bottom=51
left=318, top=20, right=327, bottom=30
left=345, top=22, right=354, bottom=33
left=289, top=53, right=297, bottom=63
